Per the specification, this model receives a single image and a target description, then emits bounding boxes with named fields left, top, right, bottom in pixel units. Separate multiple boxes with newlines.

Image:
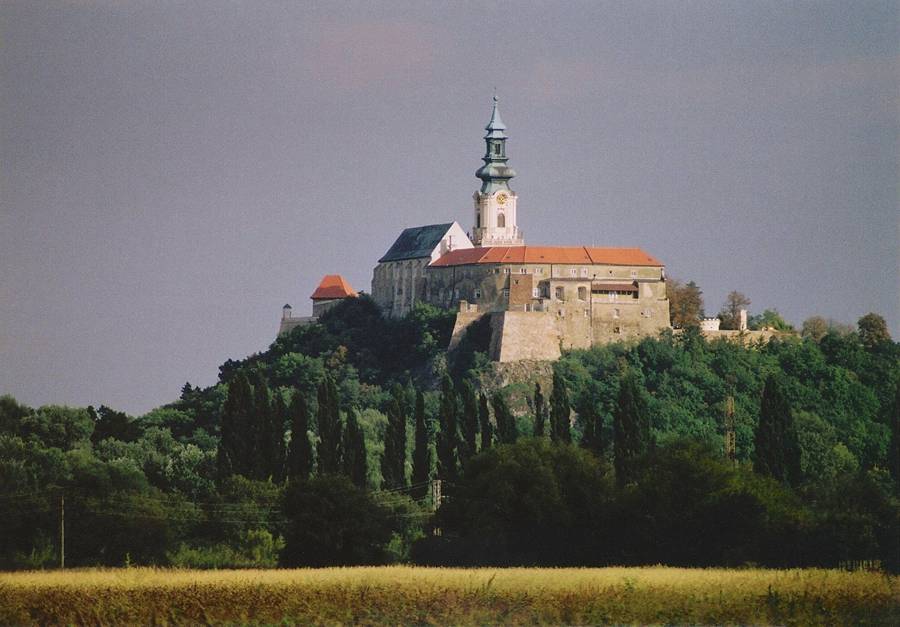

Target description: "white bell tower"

left=471, top=96, right=524, bottom=247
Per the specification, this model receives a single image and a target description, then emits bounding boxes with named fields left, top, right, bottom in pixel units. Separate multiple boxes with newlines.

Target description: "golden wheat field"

left=1, top=565, right=898, bottom=625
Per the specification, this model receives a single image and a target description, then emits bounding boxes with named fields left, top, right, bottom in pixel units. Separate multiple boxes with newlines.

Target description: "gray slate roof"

left=378, top=223, right=454, bottom=263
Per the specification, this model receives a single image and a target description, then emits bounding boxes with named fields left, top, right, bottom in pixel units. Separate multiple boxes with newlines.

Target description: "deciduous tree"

left=719, top=291, right=751, bottom=330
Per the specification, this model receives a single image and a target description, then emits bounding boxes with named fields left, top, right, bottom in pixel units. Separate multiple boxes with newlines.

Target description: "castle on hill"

left=282, top=98, right=672, bottom=361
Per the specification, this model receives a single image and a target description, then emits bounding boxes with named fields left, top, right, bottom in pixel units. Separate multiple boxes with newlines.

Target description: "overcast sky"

left=1, top=1, right=897, bottom=415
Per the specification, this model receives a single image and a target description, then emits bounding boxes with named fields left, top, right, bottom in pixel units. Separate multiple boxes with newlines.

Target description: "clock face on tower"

left=496, top=192, right=508, bottom=205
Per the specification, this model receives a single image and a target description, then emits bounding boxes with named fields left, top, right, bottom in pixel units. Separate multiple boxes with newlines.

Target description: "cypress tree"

left=459, top=380, right=479, bottom=462
left=478, top=392, right=492, bottom=451
left=343, top=407, right=368, bottom=489
left=251, top=372, right=275, bottom=480
left=754, top=374, right=801, bottom=486
left=550, top=371, right=572, bottom=444
left=436, top=375, right=460, bottom=481
left=411, top=391, right=432, bottom=499
left=270, top=391, right=288, bottom=482
left=217, top=371, right=254, bottom=480
left=381, top=386, right=407, bottom=489
left=579, top=395, right=604, bottom=458
left=286, top=393, right=313, bottom=482
left=533, top=382, right=546, bottom=437
left=614, top=370, right=651, bottom=487
left=889, top=382, right=900, bottom=485
left=492, top=391, right=518, bottom=444
left=316, top=375, right=343, bottom=475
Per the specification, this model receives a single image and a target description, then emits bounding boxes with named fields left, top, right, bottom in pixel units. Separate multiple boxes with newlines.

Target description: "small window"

left=494, top=143, right=501, bottom=155
left=503, top=267, right=511, bottom=274
left=583, top=309, right=589, bottom=317
left=502, top=288, right=510, bottom=299
left=476, top=212, right=481, bottom=228
left=555, top=286, right=565, bottom=300
left=630, top=270, right=637, bottom=278
left=613, top=308, right=620, bottom=319
left=474, top=289, right=482, bottom=299
left=536, top=267, right=543, bottom=275
left=520, top=268, right=527, bottom=274
left=569, top=268, right=577, bottom=277
left=614, top=326, right=621, bottom=334
left=497, top=213, right=505, bottom=228
left=580, top=268, right=589, bottom=277
left=532, top=287, right=540, bottom=298
left=578, top=286, right=587, bottom=301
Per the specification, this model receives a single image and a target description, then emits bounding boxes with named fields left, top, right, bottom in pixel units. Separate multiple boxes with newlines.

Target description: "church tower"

left=471, top=96, right=524, bottom=247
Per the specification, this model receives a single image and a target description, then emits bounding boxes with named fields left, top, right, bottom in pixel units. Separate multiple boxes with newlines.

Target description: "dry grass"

left=1, top=565, right=898, bottom=625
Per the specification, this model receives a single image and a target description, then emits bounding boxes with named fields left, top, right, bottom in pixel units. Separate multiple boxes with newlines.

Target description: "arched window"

left=497, top=213, right=505, bottom=228
left=476, top=212, right=481, bottom=228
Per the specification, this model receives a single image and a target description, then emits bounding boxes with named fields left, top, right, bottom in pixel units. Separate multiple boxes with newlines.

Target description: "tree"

left=316, top=376, right=343, bottom=475
left=250, top=373, right=279, bottom=481
left=613, top=371, right=652, bottom=487
left=280, top=475, right=393, bottom=567
left=492, top=391, right=518, bottom=444
left=719, top=291, right=751, bottom=330
left=217, top=372, right=254, bottom=479
left=478, top=392, right=492, bottom=451
left=436, top=375, right=460, bottom=481
left=578, top=396, right=603, bottom=458
left=532, top=383, right=546, bottom=437
left=747, top=309, right=793, bottom=332
left=549, top=371, right=571, bottom=444
left=753, top=374, right=801, bottom=486
left=90, top=405, right=140, bottom=444
left=268, top=391, right=288, bottom=482
left=410, top=391, right=432, bottom=499
left=888, top=382, right=900, bottom=485
left=381, top=387, right=407, bottom=489
left=667, top=279, right=704, bottom=328
left=801, top=316, right=829, bottom=342
left=459, top=381, right=479, bottom=462
left=286, top=393, right=313, bottom=482
left=858, top=312, right=891, bottom=349
left=343, top=407, right=368, bottom=489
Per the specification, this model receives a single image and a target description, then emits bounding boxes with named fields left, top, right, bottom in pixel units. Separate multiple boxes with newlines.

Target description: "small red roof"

left=430, top=246, right=663, bottom=267
left=310, top=275, right=357, bottom=300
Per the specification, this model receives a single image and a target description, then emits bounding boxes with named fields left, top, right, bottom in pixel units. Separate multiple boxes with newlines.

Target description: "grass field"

left=1, top=566, right=898, bottom=625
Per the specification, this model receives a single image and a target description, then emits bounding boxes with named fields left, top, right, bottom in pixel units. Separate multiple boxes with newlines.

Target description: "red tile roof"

left=430, top=246, right=663, bottom=267
left=310, top=275, right=357, bottom=300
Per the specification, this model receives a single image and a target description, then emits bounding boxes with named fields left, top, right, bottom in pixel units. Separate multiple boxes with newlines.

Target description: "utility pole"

left=59, top=493, right=65, bottom=569
left=724, top=395, right=736, bottom=467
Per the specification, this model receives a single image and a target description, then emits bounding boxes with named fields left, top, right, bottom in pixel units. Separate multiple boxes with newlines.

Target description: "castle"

left=283, top=98, right=672, bottom=361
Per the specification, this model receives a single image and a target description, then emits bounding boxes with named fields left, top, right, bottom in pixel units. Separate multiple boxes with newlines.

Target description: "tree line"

left=1, top=297, right=898, bottom=570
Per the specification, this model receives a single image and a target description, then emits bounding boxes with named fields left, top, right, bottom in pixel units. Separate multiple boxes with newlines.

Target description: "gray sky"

left=2, top=1, right=897, bottom=415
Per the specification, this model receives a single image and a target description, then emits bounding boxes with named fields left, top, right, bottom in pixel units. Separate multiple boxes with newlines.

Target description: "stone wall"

left=490, top=311, right=562, bottom=362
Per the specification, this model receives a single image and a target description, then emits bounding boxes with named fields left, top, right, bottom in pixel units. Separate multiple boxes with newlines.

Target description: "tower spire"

left=471, top=95, right=523, bottom=247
